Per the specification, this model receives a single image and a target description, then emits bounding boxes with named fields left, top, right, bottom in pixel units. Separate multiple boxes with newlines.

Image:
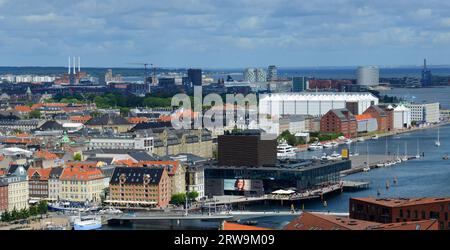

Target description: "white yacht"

left=327, top=152, right=342, bottom=161
left=308, top=141, right=323, bottom=151
left=323, top=142, right=333, bottom=148
left=357, top=137, right=365, bottom=142
left=277, top=141, right=297, bottom=159
left=371, top=134, right=379, bottom=140
left=435, top=127, right=441, bottom=147
left=330, top=141, right=339, bottom=147
left=344, top=139, right=352, bottom=145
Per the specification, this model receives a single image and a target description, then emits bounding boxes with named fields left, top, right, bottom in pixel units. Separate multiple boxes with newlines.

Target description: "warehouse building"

left=259, top=92, right=378, bottom=117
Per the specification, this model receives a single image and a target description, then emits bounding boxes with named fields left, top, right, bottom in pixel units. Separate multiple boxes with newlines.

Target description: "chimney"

left=78, top=56, right=81, bottom=72
left=73, top=56, right=76, bottom=75
left=68, top=56, right=71, bottom=74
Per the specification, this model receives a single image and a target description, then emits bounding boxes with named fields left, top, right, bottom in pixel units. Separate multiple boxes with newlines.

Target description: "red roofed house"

left=28, top=168, right=52, bottom=199
left=363, top=105, right=390, bottom=132
left=70, top=115, right=92, bottom=124
left=221, top=221, right=271, bottom=230
left=33, top=150, right=61, bottom=169
left=59, top=165, right=105, bottom=203
left=350, top=197, right=450, bottom=230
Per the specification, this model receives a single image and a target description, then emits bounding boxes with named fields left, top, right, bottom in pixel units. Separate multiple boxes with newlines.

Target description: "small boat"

left=73, top=216, right=102, bottom=230
left=443, top=154, right=449, bottom=160
left=308, top=142, right=323, bottom=151
left=393, top=176, right=398, bottom=184
left=330, top=141, right=339, bottom=147
left=363, top=166, right=370, bottom=172
left=415, top=139, right=421, bottom=159
left=435, top=127, right=441, bottom=147
left=371, top=134, right=379, bottom=140
left=98, top=207, right=123, bottom=215
left=323, top=142, right=333, bottom=148
left=376, top=163, right=386, bottom=168
left=377, top=189, right=381, bottom=196
left=385, top=180, right=390, bottom=189
left=327, top=152, right=342, bottom=161
left=357, top=137, right=365, bottom=142
left=344, top=139, right=352, bottom=145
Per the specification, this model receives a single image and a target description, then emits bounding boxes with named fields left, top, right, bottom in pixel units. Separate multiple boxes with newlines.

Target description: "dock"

left=341, top=180, right=370, bottom=191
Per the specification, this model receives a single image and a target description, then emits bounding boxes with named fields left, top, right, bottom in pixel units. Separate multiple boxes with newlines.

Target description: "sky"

left=1, top=0, right=450, bottom=68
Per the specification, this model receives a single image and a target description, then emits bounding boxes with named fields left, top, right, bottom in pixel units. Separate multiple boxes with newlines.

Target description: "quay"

left=340, top=154, right=416, bottom=176
left=341, top=180, right=370, bottom=191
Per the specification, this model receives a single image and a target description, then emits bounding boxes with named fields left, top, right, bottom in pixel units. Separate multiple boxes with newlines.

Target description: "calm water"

left=379, top=86, right=450, bottom=109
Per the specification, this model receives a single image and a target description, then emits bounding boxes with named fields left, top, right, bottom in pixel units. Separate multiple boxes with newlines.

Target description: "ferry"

left=73, top=216, right=102, bottom=230
left=48, top=201, right=99, bottom=213
left=277, top=141, right=297, bottom=159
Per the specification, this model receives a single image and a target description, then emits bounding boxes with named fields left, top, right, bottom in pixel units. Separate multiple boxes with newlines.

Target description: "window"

left=422, top=211, right=426, bottom=219
left=399, top=209, right=403, bottom=218
left=407, top=210, right=411, bottom=218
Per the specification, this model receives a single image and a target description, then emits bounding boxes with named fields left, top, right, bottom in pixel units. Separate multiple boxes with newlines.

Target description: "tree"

left=10, top=207, right=19, bottom=221
left=29, top=206, right=38, bottom=217
left=37, top=200, right=48, bottom=215
left=120, top=107, right=130, bottom=117
left=29, top=110, right=41, bottom=119
left=73, top=152, right=82, bottom=161
left=1, top=211, right=11, bottom=222
left=19, top=208, right=29, bottom=219
left=278, top=130, right=298, bottom=146
left=187, top=191, right=199, bottom=201
left=171, top=193, right=187, bottom=205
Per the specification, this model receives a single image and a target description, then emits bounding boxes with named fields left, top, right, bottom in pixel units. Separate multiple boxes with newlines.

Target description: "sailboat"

left=435, top=127, right=441, bottom=147
left=415, top=139, right=421, bottom=159
left=401, top=141, right=408, bottom=162
left=363, top=143, right=370, bottom=172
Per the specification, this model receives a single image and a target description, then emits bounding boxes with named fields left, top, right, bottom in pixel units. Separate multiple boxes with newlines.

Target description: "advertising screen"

left=224, top=179, right=252, bottom=191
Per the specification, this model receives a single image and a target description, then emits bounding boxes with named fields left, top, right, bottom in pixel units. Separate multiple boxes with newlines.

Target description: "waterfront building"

left=357, top=66, right=379, bottom=86
left=204, top=159, right=350, bottom=196
left=259, top=92, right=378, bottom=117
left=363, top=105, right=390, bottom=132
left=255, top=68, right=267, bottom=82
left=28, top=168, right=51, bottom=199
left=355, top=114, right=378, bottom=133
left=393, top=105, right=412, bottom=129
left=48, top=167, right=64, bottom=201
left=267, top=65, right=278, bottom=81
left=284, top=212, right=438, bottom=230
left=0, top=179, right=8, bottom=213
left=244, top=68, right=256, bottom=82
left=59, top=165, right=104, bottom=203
left=108, top=167, right=171, bottom=208
left=421, top=59, right=432, bottom=87
left=187, top=68, right=202, bottom=86
left=88, top=134, right=154, bottom=153
left=218, top=129, right=277, bottom=167
left=350, top=197, right=450, bottom=230
left=2, top=165, right=29, bottom=211
left=320, top=108, right=358, bottom=138
left=85, top=113, right=134, bottom=133
left=405, top=102, right=440, bottom=124
left=292, top=76, right=308, bottom=92
left=258, top=115, right=307, bottom=136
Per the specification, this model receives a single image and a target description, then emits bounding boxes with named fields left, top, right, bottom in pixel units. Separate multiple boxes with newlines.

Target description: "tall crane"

left=126, top=62, right=157, bottom=87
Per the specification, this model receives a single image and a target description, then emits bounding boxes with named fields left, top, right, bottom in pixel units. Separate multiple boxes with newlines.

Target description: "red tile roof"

left=14, top=105, right=32, bottom=112
left=222, top=222, right=271, bottom=230
left=355, top=114, right=374, bottom=121
left=127, top=117, right=150, bottom=124
left=27, top=168, right=52, bottom=181
left=36, top=150, right=59, bottom=160
left=60, top=165, right=104, bottom=181
left=351, top=197, right=450, bottom=207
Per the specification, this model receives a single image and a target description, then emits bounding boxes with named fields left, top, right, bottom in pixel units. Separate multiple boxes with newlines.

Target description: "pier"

left=341, top=180, right=370, bottom=191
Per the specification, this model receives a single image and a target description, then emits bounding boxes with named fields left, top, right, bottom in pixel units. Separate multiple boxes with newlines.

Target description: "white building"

left=393, top=105, right=412, bottom=129
left=88, top=135, right=154, bottom=152
left=259, top=92, right=379, bottom=117
left=244, top=68, right=266, bottom=83
left=2, top=166, right=29, bottom=211
left=267, top=65, right=277, bottom=81
left=406, top=102, right=440, bottom=123
left=357, top=66, right=379, bottom=86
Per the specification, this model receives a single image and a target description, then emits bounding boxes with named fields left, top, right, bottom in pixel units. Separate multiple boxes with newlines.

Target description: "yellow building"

left=59, top=165, right=105, bottom=203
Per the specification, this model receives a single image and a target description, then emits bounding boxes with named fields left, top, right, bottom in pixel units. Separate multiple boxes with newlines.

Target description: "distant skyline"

left=2, top=1, right=450, bottom=68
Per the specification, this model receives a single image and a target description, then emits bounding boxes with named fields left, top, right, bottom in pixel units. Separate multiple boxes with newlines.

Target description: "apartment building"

left=59, top=166, right=105, bottom=203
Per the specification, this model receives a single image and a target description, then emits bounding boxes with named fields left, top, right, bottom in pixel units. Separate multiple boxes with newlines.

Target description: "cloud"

left=0, top=0, right=450, bottom=67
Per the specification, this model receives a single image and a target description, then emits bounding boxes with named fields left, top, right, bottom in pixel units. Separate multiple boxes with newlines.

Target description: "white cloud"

left=22, top=12, right=58, bottom=22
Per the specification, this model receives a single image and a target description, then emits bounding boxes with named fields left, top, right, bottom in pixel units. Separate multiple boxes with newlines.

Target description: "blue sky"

left=1, top=0, right=450, bottom=68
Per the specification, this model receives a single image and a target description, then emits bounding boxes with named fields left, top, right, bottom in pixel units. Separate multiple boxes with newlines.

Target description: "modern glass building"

left=204, top=159, right=351, bottom=196
left=292, top=76, right=308, bottom=92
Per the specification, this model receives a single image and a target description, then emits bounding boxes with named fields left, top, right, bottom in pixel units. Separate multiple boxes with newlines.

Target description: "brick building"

left=28, top=168, right=52, bottom=199
left=320, top=108, right=357, bottom=138
left=108, top=167, right=171, bottom=208
left=363, top=105, right=390, bottom=132
left=350, top=197, right=450, bottom=230
left=284, top=212, right=438, bottom=230
left=0, top=179, right=8, bottom=213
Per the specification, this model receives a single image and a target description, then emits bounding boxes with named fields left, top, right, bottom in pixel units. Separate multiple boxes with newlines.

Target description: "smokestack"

left=78, top=57, right=81, bottom=72
left=73, top=56, right=76, bottom=75
left=68, top=56, right=71, bottom=74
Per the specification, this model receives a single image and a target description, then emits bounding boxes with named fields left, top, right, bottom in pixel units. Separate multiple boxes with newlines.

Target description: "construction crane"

left=126, top=62, right=157, bottom=86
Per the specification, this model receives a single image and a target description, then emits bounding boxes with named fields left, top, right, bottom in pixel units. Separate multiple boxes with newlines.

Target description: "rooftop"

left=351, top=197, right=450, bottom=207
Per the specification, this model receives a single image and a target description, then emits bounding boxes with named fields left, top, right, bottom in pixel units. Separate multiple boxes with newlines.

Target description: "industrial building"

left=259, top=92, right=378, bottom=117
left=357, top=66, right=379, bottom=86
left=393, top=105, right=412, bottom=129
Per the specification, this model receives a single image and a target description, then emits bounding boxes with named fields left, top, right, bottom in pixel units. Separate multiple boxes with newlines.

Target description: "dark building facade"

left=421, top=59, right=432, bottom=87
left=187, top=68, right=202, bottom=86
left=292, top=76, right=307, bottom=92
left=218, top=130, right=277, bottom=167
left=350, top=197, right=450, bottom=230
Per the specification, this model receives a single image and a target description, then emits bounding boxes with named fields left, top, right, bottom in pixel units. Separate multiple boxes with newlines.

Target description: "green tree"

left=73, top=153, right=82, bottom=161
left=37, top=200, right=48, bottom=215
left=29, top=206, right=38, bottom=217
left=278, top=130, right=298, bottom=146
left=187, top=191, right=199, bottom=201
left=19, top=208, right=29, bottom=219
left=1, top=211, right=11, bottom=222
left=29, top=110, right=41, bottom=119
left=171, top=193, right=187, bottom=205
left=120, top=107, right=130, bottom=117
left=10, top=207, right=19, bottom=221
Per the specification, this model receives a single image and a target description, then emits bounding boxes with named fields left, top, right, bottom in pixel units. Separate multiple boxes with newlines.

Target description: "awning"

left=271, top=189, right=295, bottom=195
